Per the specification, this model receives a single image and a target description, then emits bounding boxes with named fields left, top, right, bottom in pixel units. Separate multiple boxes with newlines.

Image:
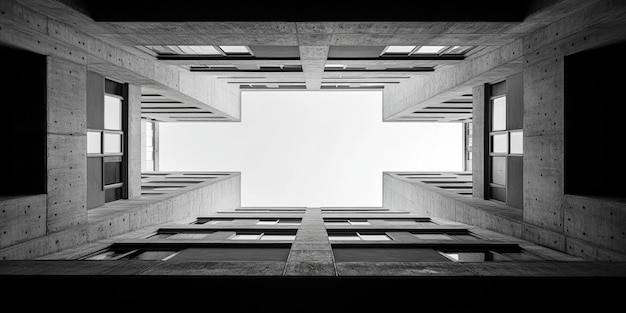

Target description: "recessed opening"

left=565, top=40, right=626, bottom=201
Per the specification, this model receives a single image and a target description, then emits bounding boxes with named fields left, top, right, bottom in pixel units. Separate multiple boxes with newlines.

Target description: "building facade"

left=1, top=0, right=626, bottom=298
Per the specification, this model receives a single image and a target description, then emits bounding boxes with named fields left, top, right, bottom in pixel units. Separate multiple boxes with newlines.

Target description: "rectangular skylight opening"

left=219, top=45, right=252, bottom=55
left=383, top=46, right=416, bottom=54
left=413, top=46, right=448, bottom=54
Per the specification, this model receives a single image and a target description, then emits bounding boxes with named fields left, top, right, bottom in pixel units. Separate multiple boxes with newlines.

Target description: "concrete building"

left=1, top=0, right=626, bottom=302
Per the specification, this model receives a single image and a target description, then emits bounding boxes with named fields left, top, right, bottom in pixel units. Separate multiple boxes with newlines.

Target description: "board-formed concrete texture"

left=1, top=0, right=626, bottom=296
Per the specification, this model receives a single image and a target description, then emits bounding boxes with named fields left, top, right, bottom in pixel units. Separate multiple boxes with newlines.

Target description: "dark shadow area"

left=2, top=275, right=624, bottom=309
left=0, top=45, right=47, bottom=196
left=65, top=0, right=532, bottom=22
left=565, top=40, right=626, bottom=201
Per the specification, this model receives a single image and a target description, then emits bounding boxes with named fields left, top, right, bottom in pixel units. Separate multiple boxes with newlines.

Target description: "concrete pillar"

left=127, top=84, right=142, bottom=199
left=299, top=46, right=329, bottom=90
left=472, top=85, right=486, bottom=199
left=284, top=208, right=335, bottom=275
left=46, top=56, right=88, bottom=233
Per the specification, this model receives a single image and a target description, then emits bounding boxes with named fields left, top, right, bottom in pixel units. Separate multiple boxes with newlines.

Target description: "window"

left=324, top=219, right=371, bottom=226
left=87, top=75, right=127, bottom=209
left=87, top=131, right=102, bottom=154
left=413, top=45, right=447, bottom=54
left=381, top=45, right=476, bottom=57
left=328, top=232, right=391, bottom=241
left=510, top=131, right=523, bottom=154
left=441, top=252, right=486, bottom=262
left=146, top=45, right=221, bottom=55
left=104, top=95, right=122, bottom=130
left=382, top=45, right=416, bottom=54
left=487, top=77, right=524, bottom=208
left=219, top=45, right=252, bottom=55
left=144, top=121, right=157, bottom=172
left=256, top=219, right=301, bottom=225
left=231, top=232, right=296, bottom=241
left=104, top=133, right=122, bottom=153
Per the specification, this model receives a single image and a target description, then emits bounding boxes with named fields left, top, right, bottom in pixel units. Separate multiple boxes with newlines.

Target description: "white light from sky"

left=159, top=91, right=462, bottom=207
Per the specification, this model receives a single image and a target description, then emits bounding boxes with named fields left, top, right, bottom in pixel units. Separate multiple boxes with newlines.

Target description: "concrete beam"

left=383, top=40, right=523, bottom=120
left=299, top=46, right=329, bottom=90
left=0, top=0, right=240, bottom=120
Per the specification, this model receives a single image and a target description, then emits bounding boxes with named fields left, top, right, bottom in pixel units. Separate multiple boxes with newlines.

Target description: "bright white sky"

left=159, top=90, right=462, bottom=207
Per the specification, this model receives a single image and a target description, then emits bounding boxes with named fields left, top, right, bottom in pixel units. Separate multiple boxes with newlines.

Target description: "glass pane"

left=490, top=186, right=507, bottom=202
left=104, top=161, right=122, bottom=185
left=259, top=235, right=296, bottom=241
left=414, top=46, right=448, bottom=54
left=232, top=234, right=261, bottom=240
left=492, top=133, right=508, bottom=153
left=104, top=133, right=122, bottom=153
left=104, top=95, right=122, bottom=130
left=87, top=131, right=101, bottom=154
left=328, top=235, right=361, bottom=241
left=145, top=162, right=154, bottom=172
left=491, top=157, right=506, bottom=185
left=219, top=45, right=250, bottom=54
left=359, top=234, right=391, bottom=241
left=146, top=147, right=153, bottom=161
left=384, top=45, right=416, bottom=54
left=414, top=234, right=454, bottom=240
left=444, top=46, right=473, bottom=54
left=491, top=96, right=506, bottom=131
left=443, top=252, right=485, bottom=262
left=510, top=131, right=523, bottom=154
left=104, top=187, right=122, bottom=203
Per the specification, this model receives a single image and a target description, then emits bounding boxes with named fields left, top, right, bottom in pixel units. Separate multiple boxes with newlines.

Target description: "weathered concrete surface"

left=46, top=56, right=87, bottom=233
left=383, top=40, right=523, bottom=120
left=127, top=84, right=142, bottom=199
left=284, top=208, right=335, bottom=275
left=0, top=0, right=240, bottom=120
left=0, top=174, right=241, bottom=260
left=521, top=0, right=626, bottom=259
left=471, top=85, right=485, bottom=199
left=0, top=195, right=47, bottom=250
left=383, top=174, right=523, bottom=238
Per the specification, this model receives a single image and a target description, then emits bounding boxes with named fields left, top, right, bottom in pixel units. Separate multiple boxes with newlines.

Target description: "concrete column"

left=127, top=84, right=142, bottom=199
left=284, top=208, right=335, bottom=275
left=472, top=85, right=485, bottom=199
left=46, top=56, right=88, bottom=233
left=299, top=46, right=329, bottom=90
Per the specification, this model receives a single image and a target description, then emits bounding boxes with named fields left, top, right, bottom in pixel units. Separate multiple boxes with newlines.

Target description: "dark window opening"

left=565, top=40, right=626, bottom=201
left=0, top=46, right=47, bottom=196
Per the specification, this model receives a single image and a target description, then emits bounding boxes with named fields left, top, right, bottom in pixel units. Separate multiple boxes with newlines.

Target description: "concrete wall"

left=0, top=174, right=241, bottom=259
left=46, top=56, right=88, bottom=233
left=127, top=83, right=142, bottom=199
left=521, top=0, right=626, bottom=259
left=465, top=0, right=626, bottom=259
left=471, top=85, right=486, bottom=199
left=382, top=173, right=626, bottom=261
